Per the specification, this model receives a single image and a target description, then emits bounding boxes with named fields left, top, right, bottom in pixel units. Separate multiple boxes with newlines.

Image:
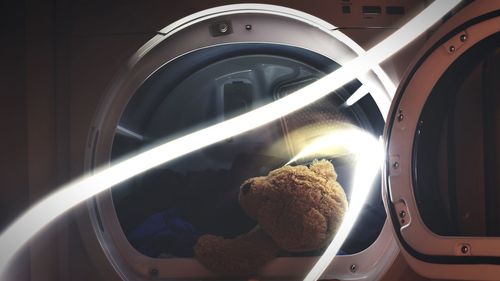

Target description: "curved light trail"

left=0, top=1, right=461, bottom=279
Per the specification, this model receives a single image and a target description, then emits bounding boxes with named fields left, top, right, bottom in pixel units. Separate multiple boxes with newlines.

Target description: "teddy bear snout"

left=241, top=182, right=252, bottom=195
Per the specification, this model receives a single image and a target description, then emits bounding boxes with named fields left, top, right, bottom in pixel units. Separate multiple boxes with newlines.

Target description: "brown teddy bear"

left=194, top=159, right=348, bottom=277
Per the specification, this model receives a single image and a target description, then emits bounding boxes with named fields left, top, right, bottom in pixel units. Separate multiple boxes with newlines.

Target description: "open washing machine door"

left=80, top=3, right=400, bottom=281
left=383, top=1, right=500, bottom=280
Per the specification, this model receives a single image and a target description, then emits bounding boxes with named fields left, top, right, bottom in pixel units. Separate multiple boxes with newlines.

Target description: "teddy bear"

left=194, top=159, right=348, bottom=277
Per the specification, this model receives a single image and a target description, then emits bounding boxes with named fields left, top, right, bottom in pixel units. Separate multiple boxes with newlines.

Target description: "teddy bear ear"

left=309, top=159, right=337, bottom=181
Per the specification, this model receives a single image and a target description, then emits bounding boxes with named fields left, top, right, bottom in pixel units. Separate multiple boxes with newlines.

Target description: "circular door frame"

left=78, top=4, right=397, bottom=280
left=384, top=1, right=500, bottom=280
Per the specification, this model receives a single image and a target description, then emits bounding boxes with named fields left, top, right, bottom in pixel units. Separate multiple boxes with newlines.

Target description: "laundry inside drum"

left=108, top=44, right=386, bottom=258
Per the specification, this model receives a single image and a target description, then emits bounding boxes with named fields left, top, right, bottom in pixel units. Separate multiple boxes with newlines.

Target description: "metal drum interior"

left=110, top=44, right=386, bottom=259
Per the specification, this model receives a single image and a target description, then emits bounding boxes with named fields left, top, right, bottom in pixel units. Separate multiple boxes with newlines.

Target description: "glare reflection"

left=302, top=130, right=384, bottom=281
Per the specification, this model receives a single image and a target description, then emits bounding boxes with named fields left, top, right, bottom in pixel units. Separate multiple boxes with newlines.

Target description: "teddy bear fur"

left=194, top=159, right=348, bottom=277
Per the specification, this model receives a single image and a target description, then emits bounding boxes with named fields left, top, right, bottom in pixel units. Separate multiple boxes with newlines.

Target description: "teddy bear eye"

left=241, top=182, right=252, bottom=194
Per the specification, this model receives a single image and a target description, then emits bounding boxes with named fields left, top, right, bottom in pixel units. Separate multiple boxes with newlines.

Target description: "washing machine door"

left=384, top=2, right=500, bottom=280
left=82, top=4, right=399, bottom=281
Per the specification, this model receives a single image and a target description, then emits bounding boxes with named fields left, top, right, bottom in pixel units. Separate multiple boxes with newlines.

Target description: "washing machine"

left=0, top=0, right=498, bottom=281
left=79, top=3, right=399, bottom=281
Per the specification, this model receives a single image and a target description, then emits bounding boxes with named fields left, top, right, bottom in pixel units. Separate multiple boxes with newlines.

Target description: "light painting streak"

left=303, top=1, right=462, bottom=279
left=302, top=132, right=384, bottom=281
left=0, top=0, right=461, bottom=278
left=343, top=84, right=370, bottom=107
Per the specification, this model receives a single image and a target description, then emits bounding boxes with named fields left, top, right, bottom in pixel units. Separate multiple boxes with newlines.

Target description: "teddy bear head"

left=238, top=159, right=348, bottom=252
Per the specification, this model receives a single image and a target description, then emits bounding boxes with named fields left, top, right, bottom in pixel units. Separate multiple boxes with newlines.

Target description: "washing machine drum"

left=84, top=4, right=397, bottom=281
left=384, top=2, right=500, bottom=280
left=113, top=45, right=384, bottom=255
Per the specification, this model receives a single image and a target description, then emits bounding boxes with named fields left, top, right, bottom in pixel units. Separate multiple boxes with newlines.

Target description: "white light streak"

left=302, top=131, right=384, bottom=281
left=0, top=0, right=461, bottom=278
left=344, top=85, right=370, bottom=107
left=304, top=1, right=462, bottom=280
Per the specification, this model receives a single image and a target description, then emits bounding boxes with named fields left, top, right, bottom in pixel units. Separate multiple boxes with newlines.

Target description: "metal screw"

left=245, top=24, right=252, bottom=30
left=218, top=23, right=229, bottom=33
left=150, top=268, right=159, bottom=277
left=399, top=210, right=406, bottom=218
left=461, top=245, right=469, bottom=254
left=449, top=45, right=456, bottom=52
left=397, top=110, right=404, bottom=122
left=393, top=162, right=400, bottom=169
left=350, top=264, right=357, bottom=273
left=460, top=34, right=467, bottom=42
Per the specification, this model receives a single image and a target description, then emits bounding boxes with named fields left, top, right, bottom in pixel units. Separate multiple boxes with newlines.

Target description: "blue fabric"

left=127, top=208, right=200, bottom=257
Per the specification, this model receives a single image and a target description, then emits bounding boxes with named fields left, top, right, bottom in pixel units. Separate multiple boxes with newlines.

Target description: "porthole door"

left=384, top=2, right=500, bottom=280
